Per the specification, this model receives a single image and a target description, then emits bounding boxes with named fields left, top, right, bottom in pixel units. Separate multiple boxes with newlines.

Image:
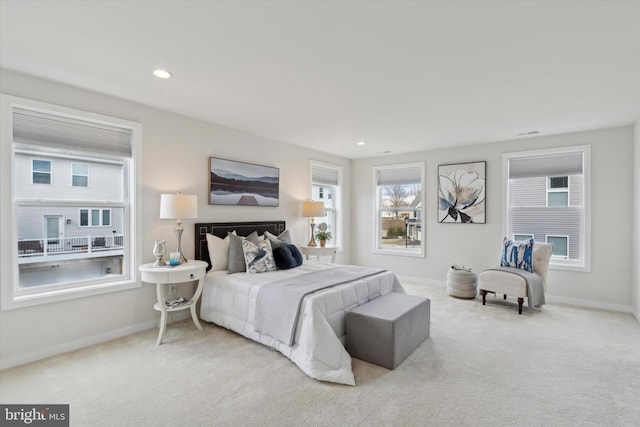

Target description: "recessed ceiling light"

left=357, top=141, right=367, bottom=146
left=153, top=69, right=173, bottom=79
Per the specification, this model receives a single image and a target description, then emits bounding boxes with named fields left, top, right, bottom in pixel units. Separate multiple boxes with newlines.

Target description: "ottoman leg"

left=480, top=289, right=487, bottom=305
left=518, top=297, right=524, bottom=314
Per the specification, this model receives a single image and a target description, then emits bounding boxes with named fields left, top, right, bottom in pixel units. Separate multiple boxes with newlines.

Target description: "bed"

left=195, top=221, right=405, bottom=385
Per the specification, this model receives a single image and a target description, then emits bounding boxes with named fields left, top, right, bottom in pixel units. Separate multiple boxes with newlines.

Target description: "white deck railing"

left=17, top=234, right=124, bottom=261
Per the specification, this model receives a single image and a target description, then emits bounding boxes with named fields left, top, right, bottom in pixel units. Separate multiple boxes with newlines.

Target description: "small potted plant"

left=314, top=231, right=332, bottom=247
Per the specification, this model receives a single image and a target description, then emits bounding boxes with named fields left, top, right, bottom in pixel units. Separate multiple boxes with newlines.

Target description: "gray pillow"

left=264, top=229, right=291, bottom=249
left=227, top=231, right=259, bottom=274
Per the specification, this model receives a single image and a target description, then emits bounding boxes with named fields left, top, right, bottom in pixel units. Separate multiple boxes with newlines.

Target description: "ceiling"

left=1, top=1, right=639, bottom=159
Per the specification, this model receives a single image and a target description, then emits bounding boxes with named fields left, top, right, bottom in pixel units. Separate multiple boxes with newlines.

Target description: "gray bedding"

left=255, top=265, right=386, bottom=345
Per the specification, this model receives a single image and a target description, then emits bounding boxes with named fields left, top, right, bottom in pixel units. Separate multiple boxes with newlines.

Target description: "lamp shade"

left=160, top=194, right=198, bottom=219
left=302, top=201, right=325, bottom=217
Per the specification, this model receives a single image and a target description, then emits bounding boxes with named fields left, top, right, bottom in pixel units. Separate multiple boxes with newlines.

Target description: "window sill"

left=2, top=278, right=141, bottom=311
left=548, top=262, right=591, bottom=273
left=373, top=248, right=424, bottom=258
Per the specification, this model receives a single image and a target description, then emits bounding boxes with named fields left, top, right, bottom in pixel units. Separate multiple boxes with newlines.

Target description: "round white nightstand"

left=139, top=260, right=207, bottom=345
left=300, top=245, right=339, bottom=263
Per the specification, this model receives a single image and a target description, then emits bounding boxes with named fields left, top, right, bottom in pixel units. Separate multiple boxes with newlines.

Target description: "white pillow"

left=206, top=231, right=236, bottom=271
left=242, top=239, right=277, bottom=274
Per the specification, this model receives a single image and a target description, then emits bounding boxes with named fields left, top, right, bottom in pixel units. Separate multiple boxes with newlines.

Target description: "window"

left=513, top=233, right=534, bottom=241
left=503, top=145, right=590, bottom=271
left=547, top=176, right=568, bottom=207
left=32, top=159, right=51, bottom=184
left=72, top=163, right=88, bottom=187
left=373, top=162, right=425, bottom=256
left=310, top=161, right=343, bottom=249
left=79, top=208, right=111, bottom=227
left=1, top=94, right=142, bottom=310
left=547, top=235, right=569, bottom=259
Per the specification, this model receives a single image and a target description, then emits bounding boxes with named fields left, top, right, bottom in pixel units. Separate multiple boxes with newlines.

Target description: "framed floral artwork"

left=438, top=161, right=486, bottom=223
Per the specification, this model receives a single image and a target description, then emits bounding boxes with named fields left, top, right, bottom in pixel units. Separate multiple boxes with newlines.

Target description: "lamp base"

left=175, top=222, right=188, bottom=263
left=307, top=222, right=317, bottom=247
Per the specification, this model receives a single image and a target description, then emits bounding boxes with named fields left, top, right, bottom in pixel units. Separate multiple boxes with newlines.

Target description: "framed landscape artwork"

left=438, top=161, right=486, bottom=224
left=209, top=157, right=279, bottom=206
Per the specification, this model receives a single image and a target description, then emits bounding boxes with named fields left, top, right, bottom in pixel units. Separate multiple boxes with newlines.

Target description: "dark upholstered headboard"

left=195, top=221, right=286, bottom=270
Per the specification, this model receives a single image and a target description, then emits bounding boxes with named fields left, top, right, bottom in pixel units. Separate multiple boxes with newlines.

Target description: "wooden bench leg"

left=517, top=297, right=524, bottom=314
left=480, top=289, right=487, bottom=305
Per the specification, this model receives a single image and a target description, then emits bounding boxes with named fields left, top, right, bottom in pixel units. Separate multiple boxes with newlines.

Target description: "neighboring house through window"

left=373, top=162, right=425, bottom=257
left=310, top=161, right=343, bottom=249
left=503, top=145, right=591, bottom=271
left=0, top=94, right=142, bottom=309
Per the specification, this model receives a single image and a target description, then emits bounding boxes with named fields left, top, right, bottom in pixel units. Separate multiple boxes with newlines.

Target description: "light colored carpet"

left=1, top=281, right=639, bottom=427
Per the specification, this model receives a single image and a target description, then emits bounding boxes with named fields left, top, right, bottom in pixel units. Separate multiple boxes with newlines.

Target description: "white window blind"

left=377, top=166, right=422, bottom=186
left=311, top=164, right=339, bottom=186
left=13, top=107, right=133, bottom=156
left=508, top=152, right=583, bottom=179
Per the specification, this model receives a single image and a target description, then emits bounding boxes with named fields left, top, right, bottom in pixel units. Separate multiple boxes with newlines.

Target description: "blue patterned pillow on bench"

left=500, top=237, right=534, bottom=273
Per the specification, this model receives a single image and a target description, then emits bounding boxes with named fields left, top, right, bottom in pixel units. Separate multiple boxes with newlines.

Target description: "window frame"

left=502, top=145, right=591, bottom=272
left=79, top=208, right=112, bottom=227
left=32, top=158, right=51, bottom=185
left=513, top=233, right=534, bottom=241
left=546, top=176, right=569, bottom=207
left=373, top=162, right=425, bottom=257
left=0, top=94, right=143, bottom=311
left=309, top=160, right=343, bottom=251
left=546, top=234, right=569, bottom=260
left=71, top=162, right=89, bottom=187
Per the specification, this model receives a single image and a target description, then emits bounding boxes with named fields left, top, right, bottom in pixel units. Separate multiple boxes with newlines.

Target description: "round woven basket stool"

left=447, top=268, right=478, bottom=299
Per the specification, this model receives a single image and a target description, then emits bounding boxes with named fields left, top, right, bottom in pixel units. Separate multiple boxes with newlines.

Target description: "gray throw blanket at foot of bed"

left=255, top=265, right=386, bottom=345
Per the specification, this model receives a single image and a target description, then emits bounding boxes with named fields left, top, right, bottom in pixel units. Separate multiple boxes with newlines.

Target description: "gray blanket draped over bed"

left=485, top=267, right=545, bottom=309
left=255, top=265, right=386, bottom=345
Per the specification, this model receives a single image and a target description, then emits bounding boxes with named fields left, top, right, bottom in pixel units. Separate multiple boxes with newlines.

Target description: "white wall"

left=353, top=127, right=635, bottom=311
left=0, top=69, right=351, bottom=368
left=633, top=120, right=640, bottom=322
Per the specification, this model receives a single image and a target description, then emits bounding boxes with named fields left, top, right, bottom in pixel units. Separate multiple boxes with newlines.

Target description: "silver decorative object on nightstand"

left=152, top=239, right=167, bottom=267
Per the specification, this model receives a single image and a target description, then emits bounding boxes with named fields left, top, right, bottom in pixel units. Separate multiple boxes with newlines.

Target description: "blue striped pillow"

left=500, top=237, right=534, bottom=273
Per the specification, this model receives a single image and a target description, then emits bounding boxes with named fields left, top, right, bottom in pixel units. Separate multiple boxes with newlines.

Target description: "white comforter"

left=199, top=261, right=404, bottom=385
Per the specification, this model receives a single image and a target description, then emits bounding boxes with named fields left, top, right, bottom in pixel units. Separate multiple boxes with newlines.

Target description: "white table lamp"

left=302, top=201, right=325, bottom=247
left=160, top=193, right=198, bottom=263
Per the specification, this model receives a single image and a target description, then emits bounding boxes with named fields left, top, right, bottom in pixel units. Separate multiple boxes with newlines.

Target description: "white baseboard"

left=398, top=275, right=636, bottom=316
left=539, top=294, right=633, bottom=314
left=0, top=311, right=188, bottom=370
left=398, top=275, right=447, bottom=287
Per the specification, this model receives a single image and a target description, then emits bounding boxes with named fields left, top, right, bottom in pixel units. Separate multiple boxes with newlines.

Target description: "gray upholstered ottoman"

left=346, top=293, right=430, bottom=370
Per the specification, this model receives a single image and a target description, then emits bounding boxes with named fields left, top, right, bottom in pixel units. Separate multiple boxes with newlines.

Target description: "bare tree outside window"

left=383, top=185, right=411, bottom=218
